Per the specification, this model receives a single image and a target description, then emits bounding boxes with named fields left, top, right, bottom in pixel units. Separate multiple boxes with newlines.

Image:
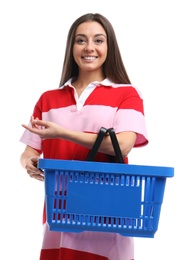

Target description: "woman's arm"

left=22, top=116, right=137, bottom=158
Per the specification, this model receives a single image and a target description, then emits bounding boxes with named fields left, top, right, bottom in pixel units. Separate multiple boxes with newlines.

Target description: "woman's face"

left=73, top=21, right=107, bottom=73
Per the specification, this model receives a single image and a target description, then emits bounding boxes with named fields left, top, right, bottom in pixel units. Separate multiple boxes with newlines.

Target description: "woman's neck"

left=72, top=70, right=105, bottom=89
left=71, top=71, right=105, bottom=97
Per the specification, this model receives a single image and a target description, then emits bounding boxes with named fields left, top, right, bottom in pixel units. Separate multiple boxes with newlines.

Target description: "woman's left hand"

left=22, top=116, right=63, bottom=139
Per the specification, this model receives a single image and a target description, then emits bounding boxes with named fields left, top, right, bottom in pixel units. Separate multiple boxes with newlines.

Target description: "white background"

left=0, top=0, right=187, bottom=259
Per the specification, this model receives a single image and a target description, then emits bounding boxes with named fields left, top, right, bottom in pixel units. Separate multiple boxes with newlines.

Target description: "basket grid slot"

left=145, top=177, right=156, bottom=202
left=50, top=213, right=154, bottom=231
left=69, top=171, right=141, bottom=187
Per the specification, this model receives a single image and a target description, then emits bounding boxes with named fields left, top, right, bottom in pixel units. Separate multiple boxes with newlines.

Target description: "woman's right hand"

left=25, top=156, right=44, bottom=181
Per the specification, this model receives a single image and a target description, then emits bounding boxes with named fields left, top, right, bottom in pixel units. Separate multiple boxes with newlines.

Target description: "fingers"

left=21, top=124, right=37, bottom=135
left=21, top=122, right=45, bottom=136
left=28, top=169, right=44, bottom=181
left=21, top=116, right=60, bottom=139
left=30, top=116, right=40, bottom=129
left=25, top=156, right=44, bottom=181
left=30, top=116, right=48, bottom=128
left=21, top=116, right=47, bottom=131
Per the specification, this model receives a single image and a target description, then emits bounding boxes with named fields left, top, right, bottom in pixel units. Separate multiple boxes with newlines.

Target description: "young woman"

left=20, top=13, right=148, bottom=260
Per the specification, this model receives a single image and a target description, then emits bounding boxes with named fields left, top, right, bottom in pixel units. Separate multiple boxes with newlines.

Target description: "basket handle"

left=107, top=128, right=125, bottom=164
left=86, top=127, right=108, bottom=161
left=86, top=127, right=125, bottom=164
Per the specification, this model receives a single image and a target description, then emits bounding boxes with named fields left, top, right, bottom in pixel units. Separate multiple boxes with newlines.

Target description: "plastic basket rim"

left=38, top=158, right=174, bottom=178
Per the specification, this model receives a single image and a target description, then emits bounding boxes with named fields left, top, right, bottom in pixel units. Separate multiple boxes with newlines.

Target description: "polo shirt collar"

left=60, top=78, right=114, bottom=89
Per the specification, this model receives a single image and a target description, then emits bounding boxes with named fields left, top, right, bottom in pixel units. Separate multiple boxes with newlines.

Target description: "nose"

left=84, top=40, right=94, bottom=52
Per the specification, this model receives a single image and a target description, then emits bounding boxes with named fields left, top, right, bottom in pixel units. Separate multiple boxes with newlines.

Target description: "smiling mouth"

left=82, top=56, right=97, bottom=60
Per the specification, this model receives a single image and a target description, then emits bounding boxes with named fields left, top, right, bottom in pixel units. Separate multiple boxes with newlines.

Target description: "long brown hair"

left=59, top=13, right=131, bottom=87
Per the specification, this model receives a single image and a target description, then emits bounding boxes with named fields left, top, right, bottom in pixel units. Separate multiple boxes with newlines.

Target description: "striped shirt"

left=20, top=78, right=148, bottom=161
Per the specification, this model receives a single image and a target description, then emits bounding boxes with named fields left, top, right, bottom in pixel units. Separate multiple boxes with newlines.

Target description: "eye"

left=94, top=35, right=106, bottom=45
left=75, top=38, right=86, bottom=44
left=95, top=39, right=104, bottom=44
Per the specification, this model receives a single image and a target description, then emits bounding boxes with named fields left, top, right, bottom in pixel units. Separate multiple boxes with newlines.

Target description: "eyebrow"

left=74, top=33, right=107, bottom=38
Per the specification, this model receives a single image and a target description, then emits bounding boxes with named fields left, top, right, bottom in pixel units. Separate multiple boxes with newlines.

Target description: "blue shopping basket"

left=38, top=127, right=174, bottom=238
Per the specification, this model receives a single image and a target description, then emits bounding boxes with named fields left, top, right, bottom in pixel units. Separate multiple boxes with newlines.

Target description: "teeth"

left=84, top=57, right=95, bottom=60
